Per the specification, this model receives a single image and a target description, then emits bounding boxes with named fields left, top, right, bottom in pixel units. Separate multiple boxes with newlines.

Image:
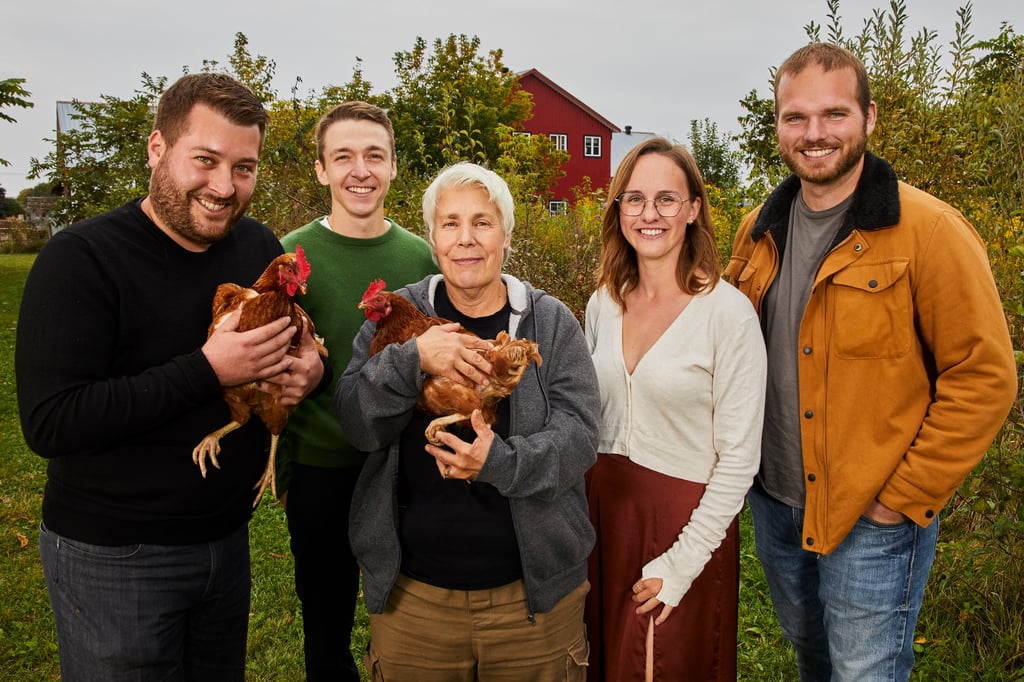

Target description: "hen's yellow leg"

left=252, top=433, right=280, bottom=507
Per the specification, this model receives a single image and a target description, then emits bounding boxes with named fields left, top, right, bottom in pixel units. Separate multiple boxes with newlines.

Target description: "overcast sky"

left=2, top=0, right=1020, bottom=196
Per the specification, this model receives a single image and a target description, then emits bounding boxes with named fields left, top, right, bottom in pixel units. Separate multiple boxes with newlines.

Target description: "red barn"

left=517, top=69, right=620, bottom=212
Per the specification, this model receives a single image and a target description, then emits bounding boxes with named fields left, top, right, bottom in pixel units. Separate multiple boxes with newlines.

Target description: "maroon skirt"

left=585, top=453, right=739, bottom=682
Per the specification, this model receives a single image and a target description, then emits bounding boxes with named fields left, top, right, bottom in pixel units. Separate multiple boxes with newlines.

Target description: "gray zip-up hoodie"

left=336, top=274, right=600, bottom=617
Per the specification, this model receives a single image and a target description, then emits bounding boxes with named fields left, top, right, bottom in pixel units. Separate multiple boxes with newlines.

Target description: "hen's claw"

left=192, top=439, right=223, bottom=478
left=191, top=421, right=242, bottom=479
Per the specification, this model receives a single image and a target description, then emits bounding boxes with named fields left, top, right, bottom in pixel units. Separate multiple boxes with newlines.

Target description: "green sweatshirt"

left=277, top=217, right=437, bottom=490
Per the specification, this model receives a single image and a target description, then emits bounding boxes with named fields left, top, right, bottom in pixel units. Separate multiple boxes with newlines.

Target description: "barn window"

left=548, top=200, right=568, bottom=216
left=583, top=135, right=602, bottom=157
left=548, top=133, right=567, bottom=151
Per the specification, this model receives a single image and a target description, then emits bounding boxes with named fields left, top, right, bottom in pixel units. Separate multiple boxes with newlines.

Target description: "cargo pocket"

left=565, top=629, right=590, bottom=681
left=365, top=643, right=384, bottom=681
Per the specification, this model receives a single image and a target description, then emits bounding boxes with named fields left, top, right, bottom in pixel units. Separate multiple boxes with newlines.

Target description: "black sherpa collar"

left=751, top=151, right=902, bottom=252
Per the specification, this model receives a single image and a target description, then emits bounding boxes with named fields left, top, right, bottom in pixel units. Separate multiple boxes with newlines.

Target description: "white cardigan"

left=584, top=281, right=767, bottom=606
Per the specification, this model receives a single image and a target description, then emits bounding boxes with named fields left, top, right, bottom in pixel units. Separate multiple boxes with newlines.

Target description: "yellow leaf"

left=16, top=532, right=28, bottom=549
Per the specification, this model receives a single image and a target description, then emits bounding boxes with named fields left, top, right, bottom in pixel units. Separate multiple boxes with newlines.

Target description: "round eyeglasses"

left=615, top=192, right=691, bottom=217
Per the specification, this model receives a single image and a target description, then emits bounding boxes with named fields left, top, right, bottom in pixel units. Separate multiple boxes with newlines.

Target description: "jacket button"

left=925, top=509, right=935, bottom=518
left=854, top=243, right=863, bottom=252
left=804, top=410, right=814, bottom=419
left=868, top=280, right=878, bottom=288
left=803, top=346, right=812, bottom=355
left=806, top=537, right=815, bottom=546
left=807, top=473, right=816, bottom=482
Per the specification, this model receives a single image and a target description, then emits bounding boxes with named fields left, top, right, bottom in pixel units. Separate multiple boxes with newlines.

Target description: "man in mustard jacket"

left=726, top=43, right=1017, bottom=682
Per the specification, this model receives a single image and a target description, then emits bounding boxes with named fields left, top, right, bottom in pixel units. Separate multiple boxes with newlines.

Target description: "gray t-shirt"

left=759, top=192, right=853, bottom=507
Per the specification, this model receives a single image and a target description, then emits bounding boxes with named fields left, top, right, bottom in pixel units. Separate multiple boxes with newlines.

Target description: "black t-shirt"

left=397, top=282, right=523, bottom=589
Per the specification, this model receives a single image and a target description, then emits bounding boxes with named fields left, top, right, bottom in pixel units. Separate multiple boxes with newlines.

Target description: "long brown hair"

left=597, top=137, right=720, bottom=310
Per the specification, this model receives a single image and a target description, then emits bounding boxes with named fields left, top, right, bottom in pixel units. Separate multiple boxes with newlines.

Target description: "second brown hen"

left=417, top=330, right=542, bottom=444
left=358, top=279, right=542, bottom=443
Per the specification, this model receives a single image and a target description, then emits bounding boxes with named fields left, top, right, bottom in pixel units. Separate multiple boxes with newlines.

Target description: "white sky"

left=1, top=0, right=1020, bottom=196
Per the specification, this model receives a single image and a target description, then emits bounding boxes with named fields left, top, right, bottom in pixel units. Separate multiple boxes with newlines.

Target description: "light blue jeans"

left=39, top=522, right=251, bottom=682
left=747, top=484, right=938, bottom=682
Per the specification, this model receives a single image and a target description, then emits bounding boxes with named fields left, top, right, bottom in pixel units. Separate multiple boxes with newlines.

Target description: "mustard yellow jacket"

left=725, top=153, right=1017, bottom=554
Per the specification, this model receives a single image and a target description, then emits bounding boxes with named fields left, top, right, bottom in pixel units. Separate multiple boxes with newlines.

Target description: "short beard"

left=781, top=130, right=868, bottom=186
left=148, top=162, right=246, bottom=248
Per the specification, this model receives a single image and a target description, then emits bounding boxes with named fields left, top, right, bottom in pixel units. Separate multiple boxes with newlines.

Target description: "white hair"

left=422, top=162, right=515, bottom=264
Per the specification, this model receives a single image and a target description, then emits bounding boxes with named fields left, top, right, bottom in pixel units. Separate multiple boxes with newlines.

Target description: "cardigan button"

left=807, top=473, right=816, bottom=482
left=803, top=346, right=813, bottom=355
left=804, top=410, right=814, bottom=419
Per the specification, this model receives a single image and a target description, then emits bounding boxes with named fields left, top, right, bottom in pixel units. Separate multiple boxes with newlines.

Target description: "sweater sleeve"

left=642, top=305, right=767, bottom=606
left=333, top=313, right=424, bottom=453
left=15, top=231, right=222, bottom=457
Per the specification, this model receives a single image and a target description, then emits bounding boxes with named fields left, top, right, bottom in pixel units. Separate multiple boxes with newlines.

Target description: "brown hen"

left=358, top=279, right=541, bottom=444
left=192, top=245, right=327, bottom=506
left=357, top=278, right=458, bottom=355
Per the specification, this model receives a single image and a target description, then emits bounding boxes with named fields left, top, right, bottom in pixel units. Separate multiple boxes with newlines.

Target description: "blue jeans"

left=747, top=484, right=938, bottom=682
left=39, top=522, right=251, bottom=682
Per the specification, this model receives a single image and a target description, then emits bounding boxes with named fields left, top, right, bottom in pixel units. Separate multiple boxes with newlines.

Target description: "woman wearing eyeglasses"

left=584, top=137, right=767, bottom=681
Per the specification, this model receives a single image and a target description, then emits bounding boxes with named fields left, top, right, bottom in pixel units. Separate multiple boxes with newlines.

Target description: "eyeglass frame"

left=614, top=191, right=692, bottom=217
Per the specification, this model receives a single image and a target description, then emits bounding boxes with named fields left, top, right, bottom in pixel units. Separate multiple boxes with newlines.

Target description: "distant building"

left=56, top=100, right=94, bottom=137
left=610, top=126, right=658, bottom=179
left=516, top=69, right=620, bottom=213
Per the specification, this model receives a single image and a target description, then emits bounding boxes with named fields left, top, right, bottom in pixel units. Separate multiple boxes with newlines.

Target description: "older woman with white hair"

left=336, top=162, right=600, bottom=680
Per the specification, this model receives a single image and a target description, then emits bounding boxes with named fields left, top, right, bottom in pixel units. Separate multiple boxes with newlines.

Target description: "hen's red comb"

left=363, top=279, right=387, bottom=299
left=294, top=244, right=311, bottom=281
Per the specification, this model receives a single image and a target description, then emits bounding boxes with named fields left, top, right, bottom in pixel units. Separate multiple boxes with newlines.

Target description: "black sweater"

left=15, top=200, right=283, bottom=545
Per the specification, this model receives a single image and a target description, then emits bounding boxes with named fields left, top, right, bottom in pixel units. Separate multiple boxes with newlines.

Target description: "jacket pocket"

left=830, top=259, right=912, bottom=359
left=724, top=257, right=760, bottom=303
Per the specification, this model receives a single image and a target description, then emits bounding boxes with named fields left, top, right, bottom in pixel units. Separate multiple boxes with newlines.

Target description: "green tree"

left=15, top=180, right=59, bottom=205
left=1, top=77, right=34, bottom=167
left=687, top=118, right=742, bottom=190
left=383, top=35, right=532, bottom=176
left=199, top=32, right=277, bottom=105
left=22, top=32, right=563, bottom=235
left=28, top=74, right=164, bottom=225
left=736, top=88, right=785, bottom=192
left=492, top=125, right=568, bottom=205
left=0, top=185, right=23, bottom=217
